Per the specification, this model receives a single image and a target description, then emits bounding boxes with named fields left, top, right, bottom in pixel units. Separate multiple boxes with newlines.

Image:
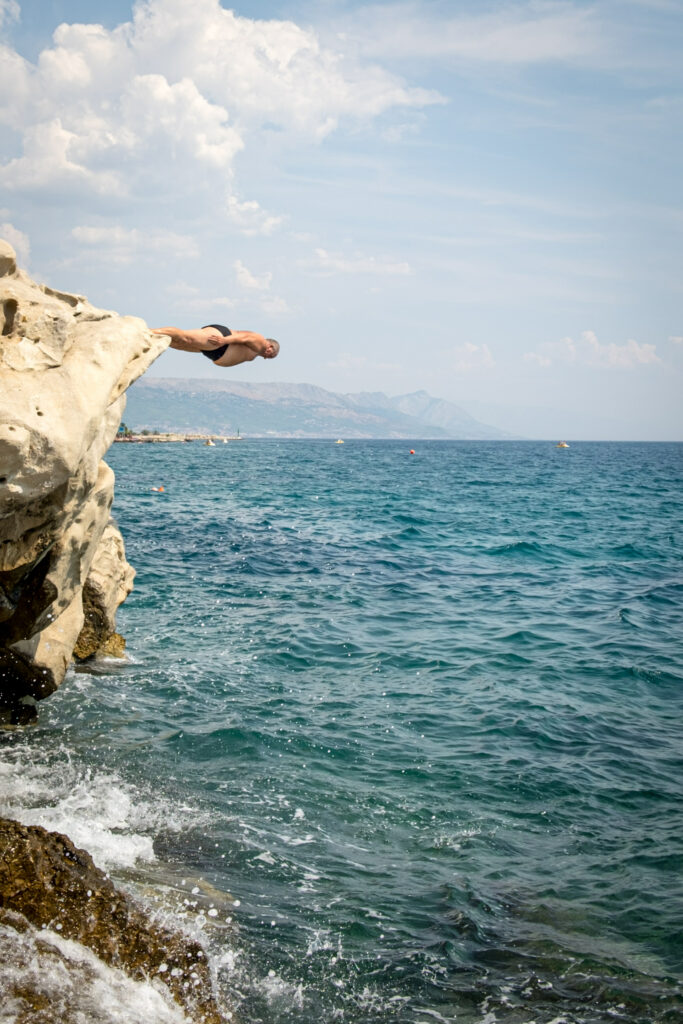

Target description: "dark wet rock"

left=0, top=694, right=38, bottom=727
left=0, top=817, right=230, bottom=1024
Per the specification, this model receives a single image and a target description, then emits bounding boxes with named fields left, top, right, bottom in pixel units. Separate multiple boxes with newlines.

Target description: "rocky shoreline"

left=0, top=818, right=226, bottom=1023
left=0, top=240, right=232, bottom=1022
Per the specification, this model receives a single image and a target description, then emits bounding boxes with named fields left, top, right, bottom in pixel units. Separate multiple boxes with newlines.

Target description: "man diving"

left=152, top=324, right=280, bottom=368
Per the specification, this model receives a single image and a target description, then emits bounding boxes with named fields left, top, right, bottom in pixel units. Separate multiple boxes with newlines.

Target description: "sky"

left=1, top=0, right=682, bottom=439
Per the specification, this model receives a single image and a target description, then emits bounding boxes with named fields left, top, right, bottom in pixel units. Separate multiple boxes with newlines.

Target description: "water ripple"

left=4, top=440, right=682, bottom=1024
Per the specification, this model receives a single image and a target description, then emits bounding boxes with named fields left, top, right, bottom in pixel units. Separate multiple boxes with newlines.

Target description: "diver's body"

left=152, top=325, right=279, bottom=367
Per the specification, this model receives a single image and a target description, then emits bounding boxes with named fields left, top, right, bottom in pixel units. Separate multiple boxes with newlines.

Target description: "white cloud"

left=181, top=296, right=235, bottom=314
left=451, top=342, right=495, bottom=373
left=311, top=248, right=412, bottom=275
left=163, top=280, right=234, bottom=313
left=71, top=225, right=199, bottom=263
left=524, top=335, right=576, bottom=367
left=121, top=73, right=243, bottom=169
left=525, top=330, right=661, bottom=368
left=669, top=335, right=683, bottom=344
left=0, top=118, right=124, bottom=195
left=0, top=221, right=29, bottom=267
left=0, top=0, right=441, bottom=245
left=341, top=2, right=600, bottom=65
left=234, top=259, right=272, bottom=291
left=226, top=196, right=283, bottom=236
left=381, top=120, right=421, bottom=143
left=0, top=0, right=440, bottom=194
left=0, top=0, right=19, bottom=29
left=231, top=259, right=290, bottom=313
left=129, top=0, right=443, bottom=135
left=162, top=265, right=289, bottom=316
left=261, top=295, right=291, bottom=315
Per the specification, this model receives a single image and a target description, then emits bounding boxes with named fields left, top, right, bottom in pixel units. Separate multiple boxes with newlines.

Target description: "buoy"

left=409, top=450, right=415, bottom=455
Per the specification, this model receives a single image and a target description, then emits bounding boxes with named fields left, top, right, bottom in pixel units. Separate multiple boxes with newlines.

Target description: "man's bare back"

left=152, top=325, right=279, bottom=368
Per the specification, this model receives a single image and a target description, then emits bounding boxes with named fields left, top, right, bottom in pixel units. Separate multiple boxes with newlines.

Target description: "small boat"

left=205, top=439, right=216, bottom=447
left=555, top=441, right=570, bottom=448
left=335, top=439, right=344, bottom=444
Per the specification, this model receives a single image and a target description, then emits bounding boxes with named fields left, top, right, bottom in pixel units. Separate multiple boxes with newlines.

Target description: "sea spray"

left=0, top=921, right=193, bottom=1024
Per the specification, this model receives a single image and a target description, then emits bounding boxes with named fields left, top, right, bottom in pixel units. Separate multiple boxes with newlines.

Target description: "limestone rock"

left=0, top=817, right=227, bottom=1024
left=73, top=518, right=135, bottom=660
left=0, top=240, right=168, bottom=710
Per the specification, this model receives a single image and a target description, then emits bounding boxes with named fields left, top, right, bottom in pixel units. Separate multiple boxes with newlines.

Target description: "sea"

left=1, top=440, right=682, bottom=1024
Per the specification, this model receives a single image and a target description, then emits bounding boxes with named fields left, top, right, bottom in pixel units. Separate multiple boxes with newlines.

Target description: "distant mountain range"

left=125, top=378, right=517, bottom=439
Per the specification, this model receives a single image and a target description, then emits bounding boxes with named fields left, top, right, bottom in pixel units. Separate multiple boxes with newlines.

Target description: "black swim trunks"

left=201, top=324, right=232, bottom=361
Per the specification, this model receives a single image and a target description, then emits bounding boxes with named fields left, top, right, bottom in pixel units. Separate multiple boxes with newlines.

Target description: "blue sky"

left=1, top=0, right=682, bottom=438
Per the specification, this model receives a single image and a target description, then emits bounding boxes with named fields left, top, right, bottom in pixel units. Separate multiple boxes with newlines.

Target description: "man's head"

left=264, top=338, right=280, bottom=359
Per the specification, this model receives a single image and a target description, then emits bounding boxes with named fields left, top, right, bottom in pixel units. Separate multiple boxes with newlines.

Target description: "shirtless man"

left=151, top=324, right=279, bottom=368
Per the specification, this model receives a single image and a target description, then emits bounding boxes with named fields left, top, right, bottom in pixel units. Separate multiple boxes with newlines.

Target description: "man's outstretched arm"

left=151, top=327, right=226, bottom=352
left=225, top=331, right=273, bottom=357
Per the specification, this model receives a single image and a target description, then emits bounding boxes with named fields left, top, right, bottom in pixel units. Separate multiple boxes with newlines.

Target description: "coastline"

left=115, top=434, right=244, bottom=444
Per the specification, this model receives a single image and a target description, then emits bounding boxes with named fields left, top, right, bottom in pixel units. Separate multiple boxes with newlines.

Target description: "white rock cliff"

left=0, top=240, right=168, bottom=716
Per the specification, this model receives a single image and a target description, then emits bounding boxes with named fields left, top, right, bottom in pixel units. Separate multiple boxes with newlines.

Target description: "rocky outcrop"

left=73, top=518, right=134, bottom=660
left=0, top=244, right=234, bottom=1021
left=0, top=817, right=226, bottom=1024
left=0, top=240, right=168, bottom=717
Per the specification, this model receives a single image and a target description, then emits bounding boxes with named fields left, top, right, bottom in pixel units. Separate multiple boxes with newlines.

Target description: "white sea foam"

left=431, top=826, right=482, bottom=852
left=257, top=969, right=305, bottom=1010
left=304, top=928, right=337, bottom=956
left=0, top=921, right=191, bottom=1024
left=413, top=1009, right=459, bottom=1023
left=0, top=744, right=237, bottom=1021
left=0, top=744, right=195, bottom=872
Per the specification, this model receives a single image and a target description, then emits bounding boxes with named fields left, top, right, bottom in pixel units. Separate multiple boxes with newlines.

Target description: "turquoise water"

left=3, top=441, right=683, bottom=1023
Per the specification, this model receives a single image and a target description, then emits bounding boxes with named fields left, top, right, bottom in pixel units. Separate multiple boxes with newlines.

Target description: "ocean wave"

left=0, top=740, right=201, bottom=872
left=0, top=922, right=193, bottom=1024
